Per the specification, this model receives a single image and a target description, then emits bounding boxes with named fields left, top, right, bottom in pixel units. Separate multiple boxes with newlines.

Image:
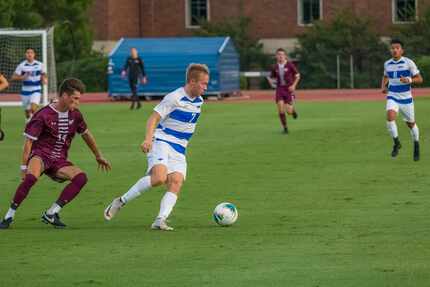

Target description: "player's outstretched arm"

left=0, top=74, right=9, bottom=91
left=20, top=138, right=33, bottom=179
left=289, top=73, right=301, bottom=92
left=81, top=130, right=111, bottom=172
left=412, top=73, right=423, bottom=84
left=141, top=111, right=161, bottom=153
left=41, top=73, right=48, bottom=85
left=381, top=75, right=389, bottom=94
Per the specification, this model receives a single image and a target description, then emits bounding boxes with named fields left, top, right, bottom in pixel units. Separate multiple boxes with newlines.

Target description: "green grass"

left=0, top=99, right=430, bottom=287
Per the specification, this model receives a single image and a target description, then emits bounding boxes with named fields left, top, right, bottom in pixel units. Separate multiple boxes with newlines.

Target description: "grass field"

left=0, top=99, right=429, bottom=287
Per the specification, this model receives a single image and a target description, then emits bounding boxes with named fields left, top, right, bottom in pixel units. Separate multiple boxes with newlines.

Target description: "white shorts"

left=386, top=99, right=415, bottom=123
left=21, top=93, right=41, bottom=109
left=146, top=140, right=187, bottom=179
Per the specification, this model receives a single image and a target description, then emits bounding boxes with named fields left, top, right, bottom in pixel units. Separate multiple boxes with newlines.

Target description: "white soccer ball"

left=213, top=202, right=238, bottom=226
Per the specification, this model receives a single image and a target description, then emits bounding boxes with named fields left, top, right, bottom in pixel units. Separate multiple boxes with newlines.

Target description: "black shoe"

left=414, top=141, right=420, bottom=161
left=0, top=217, right=13, bottom=229
left=292, top=111, right=298, bottom=119
left=41, top=212, right=66, bottom=229
left=283, top=127, right=289, bottom=134
left=391, top=142, right=401, bottom=157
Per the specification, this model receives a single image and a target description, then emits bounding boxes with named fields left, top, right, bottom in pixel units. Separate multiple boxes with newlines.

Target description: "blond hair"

left=186, top=63, right=209, bottom=83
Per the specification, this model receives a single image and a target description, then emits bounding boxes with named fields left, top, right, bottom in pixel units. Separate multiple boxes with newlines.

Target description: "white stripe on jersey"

left=14, top=60, right=45, bottom=95
left=153, top=87, right=203, bottom=153
left=384, top=56, right=419, bottom=100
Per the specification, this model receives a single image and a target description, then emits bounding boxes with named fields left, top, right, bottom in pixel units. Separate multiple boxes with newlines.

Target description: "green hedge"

left=56, top=53, right=108, bottom=92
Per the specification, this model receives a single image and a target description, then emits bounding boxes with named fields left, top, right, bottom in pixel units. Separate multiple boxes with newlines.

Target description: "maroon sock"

left=12, top=174, right=38, bottom=207
left=279, top=113, right=287, bottom=128
left=57, top=173, right=88, bottom=207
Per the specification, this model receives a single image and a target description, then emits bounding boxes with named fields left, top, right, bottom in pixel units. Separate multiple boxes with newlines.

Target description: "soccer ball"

left=213, top=202, right=238, bottom=226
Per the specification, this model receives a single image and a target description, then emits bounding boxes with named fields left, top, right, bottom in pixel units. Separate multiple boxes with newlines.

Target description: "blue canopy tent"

left=107, top=37, right=240, bottom=98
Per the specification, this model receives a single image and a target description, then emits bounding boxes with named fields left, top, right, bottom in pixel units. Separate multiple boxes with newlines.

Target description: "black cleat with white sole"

left=0, top=217, right=13, bottom=229
left=41, top=212, right=66, bottom=228
left=391, top=138, right=401, bottom=158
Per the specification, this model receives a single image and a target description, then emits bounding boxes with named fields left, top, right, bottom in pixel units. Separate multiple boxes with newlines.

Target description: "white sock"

left=5, top=208, right=16, bottom=219
left=410, top=124, right=419, bottom=142
left=120, top=176, right=152, bottom=204
left=47, top=203, right=62, bottom=215
left=157, top=192, right=178, bottom=220
left=387, top=121, right=399, bottom=138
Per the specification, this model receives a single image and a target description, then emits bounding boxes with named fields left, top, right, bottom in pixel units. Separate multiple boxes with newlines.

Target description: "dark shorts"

left=29, top=152, right=73, bottom=182
left=275, top=86, right=295, bottom=104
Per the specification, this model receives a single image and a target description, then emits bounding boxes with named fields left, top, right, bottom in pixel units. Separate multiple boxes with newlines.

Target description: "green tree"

left=194, top=16, right=271, bottom=70
left=393, top=8, right=430, bottom=58
left=0, top=0, right=94, bottom=63
left=293, top=10, right=387, bottom=89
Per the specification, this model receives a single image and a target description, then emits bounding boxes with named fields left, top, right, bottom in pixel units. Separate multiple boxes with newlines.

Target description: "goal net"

left=0, top=28, right=57, bottom=107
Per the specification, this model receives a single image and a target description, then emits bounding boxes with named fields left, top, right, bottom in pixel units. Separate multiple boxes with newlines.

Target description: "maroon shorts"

left=275, top=86, right=295, bottom=104
left=29, top=152, right=73, bottom=182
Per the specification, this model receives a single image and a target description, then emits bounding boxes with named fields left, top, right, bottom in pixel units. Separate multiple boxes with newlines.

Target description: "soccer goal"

left=0, top=28, right=57, bottom=107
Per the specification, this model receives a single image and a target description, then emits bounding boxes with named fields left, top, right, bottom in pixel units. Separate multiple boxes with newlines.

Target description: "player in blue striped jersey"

left=104, top=63, right=209, bottom=230
left=12, top=48, right=47, bottom=121
left=381, top=39, right=423, bottom=161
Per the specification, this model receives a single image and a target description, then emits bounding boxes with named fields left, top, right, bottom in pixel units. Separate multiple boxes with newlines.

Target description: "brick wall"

left=90, top=0, right=430, bottom=41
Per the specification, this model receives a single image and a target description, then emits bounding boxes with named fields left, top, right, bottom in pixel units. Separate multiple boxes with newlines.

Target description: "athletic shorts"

left=275, top=86, right=294, bottom=104
left=21, top=93, right=41, bottom=109
left=386, top=98, right=415, bottom=123
left=146, top=139, right=187, bottom=179
left=29, top=151, right=73, bottom=182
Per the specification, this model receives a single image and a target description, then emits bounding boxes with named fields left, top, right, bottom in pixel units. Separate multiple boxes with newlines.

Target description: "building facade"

left=90, top=0, right=430, bottom=53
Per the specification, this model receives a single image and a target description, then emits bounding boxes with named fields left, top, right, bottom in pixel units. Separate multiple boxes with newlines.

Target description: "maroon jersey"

left=24, top=104, right=88, bottom=160
left=270, top=62, right=299, bottom=88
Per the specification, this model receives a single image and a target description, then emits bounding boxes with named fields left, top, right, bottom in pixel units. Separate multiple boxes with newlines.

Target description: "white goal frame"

left=0, top=29, right=51, bottom=107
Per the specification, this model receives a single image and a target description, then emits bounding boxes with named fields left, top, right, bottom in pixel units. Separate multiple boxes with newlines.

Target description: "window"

left=393, top=0, right=417, bottom=23
left=298, top=0, right=322, bottom=25
left=186, top=0, right=209, bottom=28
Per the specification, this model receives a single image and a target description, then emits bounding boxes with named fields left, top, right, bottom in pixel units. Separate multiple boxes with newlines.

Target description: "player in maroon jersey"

left=267, top=48, right=301, bottom=134
left=0, top=78, right=111, bottom=229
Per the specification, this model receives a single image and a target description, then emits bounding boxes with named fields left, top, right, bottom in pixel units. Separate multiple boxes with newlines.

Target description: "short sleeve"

left=40, top=62, right=46, bottom=74
left=383, top=62, right=388, bottom=76
left=290, top=62, right=299, bottom=75
left=14, top=63, right=23, bottom=76
left=408, top=59, right=420, bottom=76
left=154, top=93, right=177, bottom=119
left=76, top=111, right=88, bottom=134
left=24, top=113, right=44, bottom=140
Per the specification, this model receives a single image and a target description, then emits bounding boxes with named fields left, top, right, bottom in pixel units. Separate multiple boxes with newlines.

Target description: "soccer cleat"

left=41, top=212, right=66, bottom=228
left=283, top=127, right=289, bottom=134
left=0, top=217, right=13, bottom=229
left=151, top=217, right=174, bottom=231
left=292, top=111, right=298, bottom=119
left=413, top=141, right=420, bottom=161
left=104, top=197, right=124, bottom=221
left=391, top=142, right=401, bottom=157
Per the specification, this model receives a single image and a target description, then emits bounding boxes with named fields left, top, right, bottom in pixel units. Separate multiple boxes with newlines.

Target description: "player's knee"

left=407, top=122, right=415, bottom=128
left=72, top=172, right=88, bottom=188
left=151, top=174, right=167, bottom=186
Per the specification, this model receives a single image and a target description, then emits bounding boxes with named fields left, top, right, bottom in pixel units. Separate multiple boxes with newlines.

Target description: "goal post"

left=0, top=27, right=57, bottom=107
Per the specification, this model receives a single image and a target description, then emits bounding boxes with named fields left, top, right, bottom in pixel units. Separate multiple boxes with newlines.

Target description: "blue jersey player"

left=12, top=48, right=47, bottom=121
left=382, top=39, right=423, bottom=161
left=104, top=63, right=209, bottom=230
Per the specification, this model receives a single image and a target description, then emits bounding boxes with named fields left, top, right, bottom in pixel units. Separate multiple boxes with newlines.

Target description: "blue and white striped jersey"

left=384, top=57, right=419, bottom=103
left=153, top=87, right=203, bottom=155
left=14, top=60, right=45, bottom=96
